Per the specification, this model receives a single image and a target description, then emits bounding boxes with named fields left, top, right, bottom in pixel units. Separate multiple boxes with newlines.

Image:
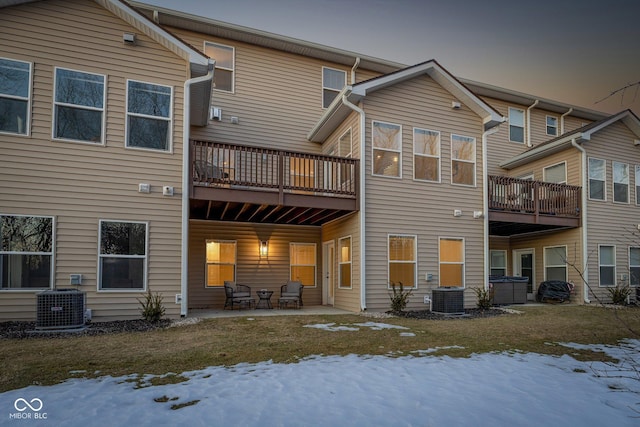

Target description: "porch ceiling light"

left=260, top=240, right=269, bottom=258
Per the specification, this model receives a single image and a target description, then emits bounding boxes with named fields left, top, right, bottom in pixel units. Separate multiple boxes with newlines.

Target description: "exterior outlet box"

left=453, top=209, right=462, bottom=217
left=423, top=295, right=431, bottom=304
left=425, top=273, right=433, bottom=281
left=175, top=294, right=182, bottom=304
left=162, top=186, right=174, bottom=196
left=138, top=183, right=150, bottom=193
left=70, top=274, right=83, bottom=285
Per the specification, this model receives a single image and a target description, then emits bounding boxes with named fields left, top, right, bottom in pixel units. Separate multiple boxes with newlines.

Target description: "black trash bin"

left=489, top=276, right=529, bottom=304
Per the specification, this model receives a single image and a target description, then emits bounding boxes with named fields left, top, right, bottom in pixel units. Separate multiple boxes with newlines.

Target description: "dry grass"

left=1, top=305, right=639, bottom=393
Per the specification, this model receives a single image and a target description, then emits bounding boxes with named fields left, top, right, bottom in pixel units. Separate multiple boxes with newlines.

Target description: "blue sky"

left=140, top=0, right=640, bottom=115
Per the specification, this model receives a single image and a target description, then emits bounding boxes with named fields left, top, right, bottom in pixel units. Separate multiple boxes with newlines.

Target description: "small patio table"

left=256, top=290, right=274, bottom=309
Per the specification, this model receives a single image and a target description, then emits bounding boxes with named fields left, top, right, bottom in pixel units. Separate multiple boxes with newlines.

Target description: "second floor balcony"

left=488, top=175, right=581, bottom=236
left=189, top=140, right=359, bottom=225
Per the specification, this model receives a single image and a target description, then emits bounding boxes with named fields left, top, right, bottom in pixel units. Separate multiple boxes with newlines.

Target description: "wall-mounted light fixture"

left=260, top=240, right=269, bottom=258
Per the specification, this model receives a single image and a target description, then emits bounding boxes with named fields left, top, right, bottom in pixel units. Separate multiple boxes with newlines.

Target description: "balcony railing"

left=191, top=140, right=359, bottom=199
left=488, top=175, right=581, bottom=218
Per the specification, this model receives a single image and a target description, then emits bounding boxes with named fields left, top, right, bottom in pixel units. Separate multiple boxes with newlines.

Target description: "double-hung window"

left=338, top=236, right=352, bottom=288
left=322, top=67, right=346, bottom=108
left=598, top=245, right=615, bottom=286
left=613, top=161, right=629, bottom=203
left=414, top=128, right=440, bottom=182
left=205, top=240, right=236, bottom=287
left=0, top=215, right=53, bottom=290
left=509, top=107, right=525, bottom=143
left=490, top=250, right=507, bottom=276
left=544, top=162, right=566, bottom=184
left=451, top=134, right=475, bottom=186
left=290, top=243, right=316, bottom=286
left=126, top=80, right=172, bottom=151
left=544, top=246, right=567, bottom=281
left=630, top=247, right=640, bottom=286
left=439, top=238, right=464, bottom=287
left=372, top=121, right=401, bottom=178
left=546, top=116, right=558, bottom=136
left=588, top=158, right=606, bottom=200
left=388, top=235, right=416, bottom=288
left=99, top=221, right=147, bottom=290
left=204, top=42, right=234, bottom=92
left=636, top=165, right=640, bottom=205
left=54, top=68, right=105, bottom=143
left=0, top=58, right=31, bottom=135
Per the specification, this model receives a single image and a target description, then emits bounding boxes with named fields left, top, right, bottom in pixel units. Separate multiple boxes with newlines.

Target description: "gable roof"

left=308, top=60, right=505, bottom=142
left=0, top=0, right=214, bottom=125
left=500, top=109, right=640, bottom=169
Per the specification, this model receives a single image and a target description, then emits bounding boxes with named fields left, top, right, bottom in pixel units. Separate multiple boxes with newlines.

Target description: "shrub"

left=138, top=289, right=166, bottom=322
left=389, top=282, right=413, bottom=312
left=474, top=285, right=493, bottom=310
left=607, top=284, right=632, bottom=305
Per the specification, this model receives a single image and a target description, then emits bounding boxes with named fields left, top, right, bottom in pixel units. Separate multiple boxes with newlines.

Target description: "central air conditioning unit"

left=36, top=289, right=86, bottom=330
left=431, top=288, right=465, bottom=314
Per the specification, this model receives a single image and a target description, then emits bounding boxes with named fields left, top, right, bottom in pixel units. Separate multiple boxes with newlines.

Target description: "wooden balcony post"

left=278, top=151, right=284, bottom=205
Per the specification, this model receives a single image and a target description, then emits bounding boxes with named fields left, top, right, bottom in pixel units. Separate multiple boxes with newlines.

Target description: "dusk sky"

left=140, top=0, right=640, bottom=116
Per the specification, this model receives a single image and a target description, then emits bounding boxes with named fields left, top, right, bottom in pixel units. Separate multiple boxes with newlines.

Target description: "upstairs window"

left=126, top=80, right=172, bottom=152
left=54, top=68, right=105, bottom=143
left=613, top=161, right=629, bottom=203
left=543, top=162, right=566, bottom=184
left=99, top=221, right=147, bottom=290
left=588, top=158, right=606, bottom=200
left=322, top=67, right=346, bottom=108
left=0, top=58, right=31, bottom=135
left=372, top=121, right=401, bottom=178
left=546, top=115, right=558, bottom=136
left=0, top=215, right=53, bottom=290
left=204, top=42, right=234, bottom=92
left=509, top=107, right=525, bottom=143
left=636, top=165, right=640, bottom=205
left=414, top=128, right=440, bottom=182
left=451, top=134, right=475, bottom=186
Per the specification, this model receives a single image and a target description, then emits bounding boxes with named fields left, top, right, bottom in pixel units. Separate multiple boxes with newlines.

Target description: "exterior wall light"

left=260, top=240, right=268, bottom=258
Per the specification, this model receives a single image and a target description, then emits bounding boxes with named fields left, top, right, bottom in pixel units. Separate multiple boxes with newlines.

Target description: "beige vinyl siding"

left=0, top=0, right=188, bottom=320
left=188, top=221, right=322, bottom=309
left=582, top=122, right=640, bottom=302
left=529, top=109, right=559, bottom=146
left=489, top=237, right=511, bottom=275
left=362, top=75, right=485, bottom=310
left=508, top=148, right=581, bottom=186
left=321, top=213, right=361, bottom=311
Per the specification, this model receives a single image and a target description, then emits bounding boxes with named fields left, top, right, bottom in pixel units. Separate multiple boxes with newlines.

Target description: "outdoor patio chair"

left=223, top=281, right=254, bottom=310
left=194, top=160, right=229, bottom=182
left=278, top=280, right=303, bottom=309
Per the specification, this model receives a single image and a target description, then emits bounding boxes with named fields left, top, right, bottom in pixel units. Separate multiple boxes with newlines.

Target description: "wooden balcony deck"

left=189, top=140, right=359, bottom=225
left=488, top=175, right=581, bottom=236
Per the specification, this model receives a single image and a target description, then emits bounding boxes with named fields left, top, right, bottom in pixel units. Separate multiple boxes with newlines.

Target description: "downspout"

left=526, top=100, right=539, bottom=147
left=560, top=108, right=573, bottom=135
left=341, top=93, right=367, bottom=310
left=483, top=124, right=502, bottom=291
left=181, top=60, right=215, bottom=317
left=350, top=57, right=361, bottom=85
left=571, top=138, right=590, bottom=303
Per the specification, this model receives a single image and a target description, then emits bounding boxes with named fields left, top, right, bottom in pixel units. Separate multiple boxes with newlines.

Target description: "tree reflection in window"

left=127, top=80, right=172, bottom=151
left=0, top=58, right=31, bottom=135
left=54, top=68, right=104, bottom=143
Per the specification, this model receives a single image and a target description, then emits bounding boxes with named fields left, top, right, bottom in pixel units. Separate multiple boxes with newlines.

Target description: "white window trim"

left=543, top=161, right=567, bottom=184
left=598, top=244, right=616, bottom=287
left=322, top=66, right=346, bottom=108
left=490, top=249, right=507, bottom=276
left=543, top=245, right=568, bottom=282
left=124, top=79, right=173, bottom=153
left=338, top=235, right=352, bottom=289
left=0, top=57, right=32, bottom=137
left=413, top=127, right=440, bottom=183
left=387, top=234, right=417, bottom=289
left=438, top=237, right=466, bottom=288
left=205, top=240, right=237, bottom=288
left=97, top=220, right=148, bottom=292
left=612, top=161, right=630, bottom=204
left=588, top=157, right=607, bottom=201
left=546, top=115, right=558, bottom=136
left=629, top=246, right=640, bottom=287
left=635, top=165, right=640, bottom=206
left=508, top=107, right=525, bottom=144
left=52, top=67, right=106, bottom=145
left=204, top=41, right=235, bottom=94
left=0, top=214, right=55, bottom=292
left=339, top=128, right=353, bottom=158
left=451, top=134, right=476, bottom=187
left=372, top=120, right=402, bottom=179
left=290, top=242, right=317, bottom=288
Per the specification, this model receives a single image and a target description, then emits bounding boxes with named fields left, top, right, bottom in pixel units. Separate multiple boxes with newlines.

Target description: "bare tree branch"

left=595, top=81, right=640, bottom=106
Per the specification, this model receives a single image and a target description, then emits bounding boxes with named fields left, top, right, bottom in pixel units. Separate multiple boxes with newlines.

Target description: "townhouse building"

left=1, top=0, right=638, bottom=321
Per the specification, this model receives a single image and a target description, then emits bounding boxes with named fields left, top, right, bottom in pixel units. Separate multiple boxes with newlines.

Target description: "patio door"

left=513, top=249, right=535, bottom=301
left=323, top=241, right=335, bottom=305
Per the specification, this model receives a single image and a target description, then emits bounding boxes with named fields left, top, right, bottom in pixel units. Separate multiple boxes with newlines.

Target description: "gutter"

left=483, top=125, right=502, bottom=291
left=180, top=60, right=215, bottom=317
left=526, top=100, right=539, bottom=147
left=340, top=94, right=367, bottom=311
left=570, top=138, right=590, bottom=304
